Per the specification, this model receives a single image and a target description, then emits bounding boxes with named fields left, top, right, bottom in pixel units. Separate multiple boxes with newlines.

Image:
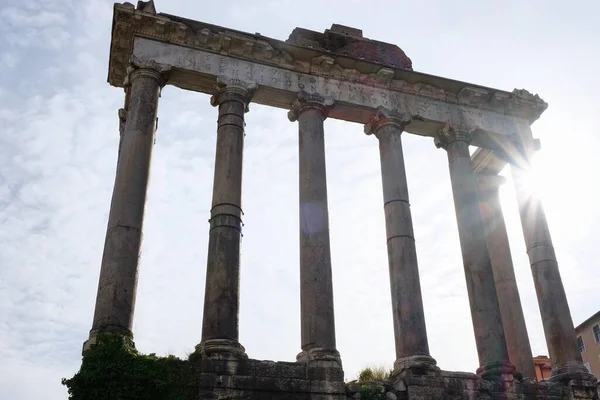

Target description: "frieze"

left=132, top=37, right=531, bottom=144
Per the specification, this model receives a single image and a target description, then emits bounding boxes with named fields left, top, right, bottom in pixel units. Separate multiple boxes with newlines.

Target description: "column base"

left=392, top=355, right=440, bottom=378
left=476, top=360, right=516, bottom=381
left=550, top=363, right=598, bottom=384
left=82, top=327, right=134, bottom=355
left=296, top=347, right=342, bottom=368
left=193, top=339, right=248, bottom=360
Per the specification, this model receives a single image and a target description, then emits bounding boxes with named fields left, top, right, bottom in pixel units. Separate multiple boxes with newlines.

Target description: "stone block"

left=310, top=380, right=345, bottom=394
left=308, top=366, right=345, bottom=381
left=254, top=360, right=306, bottom=379
left=197, top=372, right=218, bottom=388
left=253, top=376, right=311, bottom=393
left=197, top=358, right=252, bottom=376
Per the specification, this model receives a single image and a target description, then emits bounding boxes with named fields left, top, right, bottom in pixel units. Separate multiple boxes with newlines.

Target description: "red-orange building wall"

left=533, top=355, right=552, bottom=381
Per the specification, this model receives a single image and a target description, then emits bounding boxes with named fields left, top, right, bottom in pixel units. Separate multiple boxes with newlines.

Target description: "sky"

left=0, top=0, right=599, bottom=398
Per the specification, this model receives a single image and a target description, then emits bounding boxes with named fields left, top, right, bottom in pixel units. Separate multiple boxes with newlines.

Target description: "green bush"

left=360, top=385, right=387, bottom=400
left=61, top=334, right=195, bottom=400
left=358, top=365, right=393, bottom=383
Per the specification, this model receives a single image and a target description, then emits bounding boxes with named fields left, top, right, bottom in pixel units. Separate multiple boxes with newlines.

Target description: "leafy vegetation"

left=359, top=384, right=387, bottom=400
left=61, top=333, right=195, bottom=400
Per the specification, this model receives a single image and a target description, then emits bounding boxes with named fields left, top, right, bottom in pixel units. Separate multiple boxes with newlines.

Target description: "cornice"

left=108, top=2, right=548, bottom=123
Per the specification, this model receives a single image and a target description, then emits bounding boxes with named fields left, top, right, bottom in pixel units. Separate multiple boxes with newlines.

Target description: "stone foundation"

left=181, top=358, right=599, bottom=399
left=192, top=357, right=345, bottom=399
left=346, top=372, right=599, bottom=400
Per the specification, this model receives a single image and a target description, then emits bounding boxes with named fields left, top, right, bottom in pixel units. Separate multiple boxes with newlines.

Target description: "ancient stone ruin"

left=83, top=1, right=599, bottom=398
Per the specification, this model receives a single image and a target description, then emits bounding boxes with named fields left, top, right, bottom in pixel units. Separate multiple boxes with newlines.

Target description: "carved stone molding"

left=118, top=108, right=127, bottom=136
left=457, top=86, right=490, bottom=106
left=124, top=55, right=171, bottom=86
left=393, top=355, right=440, bottom=377
left=364, top=106, right=411, bottom=136
left=476, top=360, right=516, bottom=381
left=287, top=91, right=334, bottom=121
left=435, top=123, right=474, bottom=149
left=210, top=76, right=257, bottom=111
left=374, top=68, right=395, bottom=85
left=296, top=347, right=342, bottom=367
left=194, top=339, right=248, bottom=360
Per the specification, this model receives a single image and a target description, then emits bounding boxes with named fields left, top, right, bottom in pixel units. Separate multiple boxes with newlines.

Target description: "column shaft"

left=299, top=108, right=336, bottom=352
left=89, top=65, right=166, bottom=341
left=478, top=174, right=535, bottom=379
left=511, top=164, right=588, bottom=379
left=289, top=92, right=339, bottom=363
left=366, top=107, right=436, bottom=375
left=198, top=77, right=255, bottom=359
left=437, top=128, right=513, bottom=378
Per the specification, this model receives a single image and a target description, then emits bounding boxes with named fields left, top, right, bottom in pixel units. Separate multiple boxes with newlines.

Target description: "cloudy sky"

left=1, top=0, right=599, bottom=398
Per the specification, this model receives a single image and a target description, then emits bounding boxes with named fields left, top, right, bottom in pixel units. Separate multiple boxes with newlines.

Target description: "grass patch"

left=358, top=364, right=393, bottom=383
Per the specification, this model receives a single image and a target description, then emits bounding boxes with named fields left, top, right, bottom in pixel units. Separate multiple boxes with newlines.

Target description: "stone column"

left=435, top=125, right=514, bottom=379
left=511, top=158, right=593, bottom=382
left=86, top=57, right=169, bottom=348
left=288, top=91, right=340, bottom=364
left=196, top=77, right=256, bottom=359
left=477, top=173, right=535, bottom=379
left=364, top=107, right=438, bottom=376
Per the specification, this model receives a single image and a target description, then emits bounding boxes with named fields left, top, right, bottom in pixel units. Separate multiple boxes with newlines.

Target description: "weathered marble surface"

left=197, top=77, right=256, bottom=360
left=290, top=92, right=339, bottom=363
left=149, top=357, right=599, bottom=399
left=131, top=37, right=526, bottom=150
left=512, top=163, right=592, bottom=381
left=88, top=59, right=167, bottom=345
left=437, top=126, right=512, bottom=379
left=365, top=107, right=435, bottom=375
left=477, top=173, right=535, bottom=380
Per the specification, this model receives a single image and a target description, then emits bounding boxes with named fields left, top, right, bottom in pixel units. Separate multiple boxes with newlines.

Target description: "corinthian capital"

left=287, top=91, right=334, bottom=122
left=434, top=123, right=474, bottom=149
left=364, top=106, right=411, bottom=136
left=210, top=76, right=257, bottom=112
left=124, top=55, right=171, bottom=87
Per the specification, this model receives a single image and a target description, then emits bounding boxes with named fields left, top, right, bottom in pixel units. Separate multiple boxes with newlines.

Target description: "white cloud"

left=0, top=52, right=19, bottom=68
left=1, top=7, right=68, bottom=27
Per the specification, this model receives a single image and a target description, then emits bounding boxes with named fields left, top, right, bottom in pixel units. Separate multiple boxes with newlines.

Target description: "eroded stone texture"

left=436, top=125, right=513, bottom=379
left=477, top=173, right=535, bottom=380
left=344, top=372, right=600, bottom=400
left=192, top=358, right=345, bottom=400
left=197, top=77, right=257, bottom=360
left=286, top=24, right=413, bottom=70
left=365, top=106, right=437, bottom=376
left=87, top=57, right=168, bottom=345
left=289, top=91, right=340, bottom=364
left=163, top=359, right=595, bottom=400
left=512, top=163, right=592, bottom=381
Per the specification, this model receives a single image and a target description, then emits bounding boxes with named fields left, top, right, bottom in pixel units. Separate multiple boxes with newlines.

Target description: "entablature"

left=109, top=1, right=548, bottom=151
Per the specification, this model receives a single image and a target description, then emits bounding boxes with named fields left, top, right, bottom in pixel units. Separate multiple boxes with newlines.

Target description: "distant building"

left=533, top=355, right=552, bottom=381
left=575, top=310, right=600, bottom=378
